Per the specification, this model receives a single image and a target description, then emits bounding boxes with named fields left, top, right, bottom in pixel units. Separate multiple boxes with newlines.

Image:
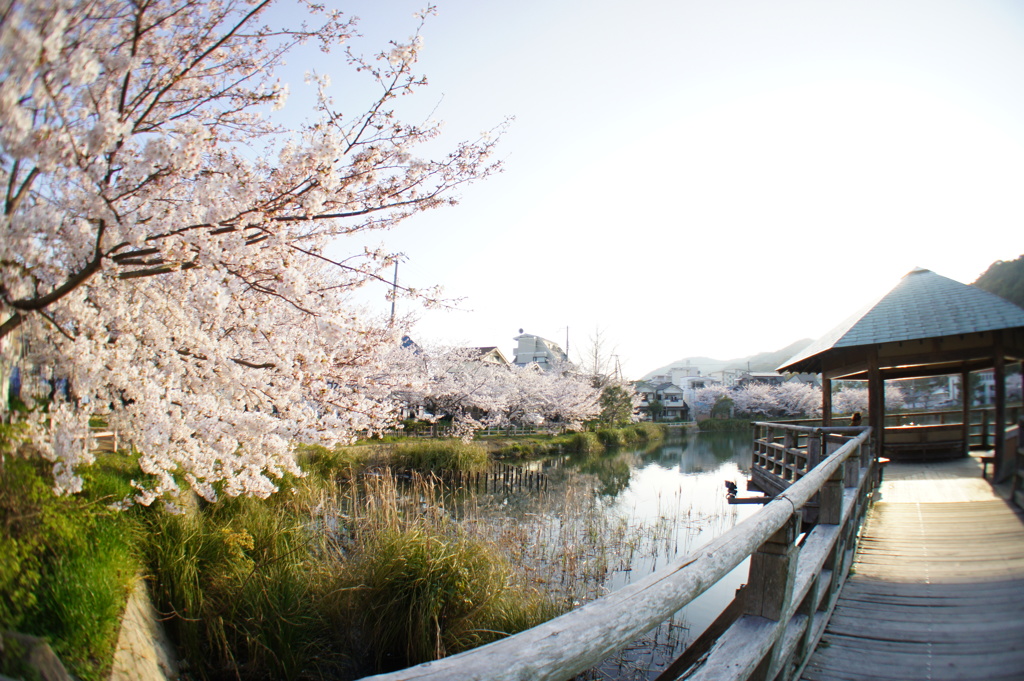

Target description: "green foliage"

left=711, top=395, right=734, bottom=419
left=599, top=384, right=636, bottom=427
left=294, top=443, right=366, bottom=483
left=697, top=417, right=751, bottom=433
left=565, top=431, right=602, bottom=453
left=973, top=254, right=1024, bottom=308
left=0, top=455, right=139, bottom=681
left=144, top=498, right=341, bottom=681
left=345, top=525, right=555, bottom=671
left=596, top=427, right=627, bottom=447
left=629, top=422, right=665, bottom=442
left=33, top=520, right=137, bottom=676
left=494, top=441, right=544, bottom=458
left=1, top=431, right=564, bottom=681
left=389, top=440, right=490, bottom=472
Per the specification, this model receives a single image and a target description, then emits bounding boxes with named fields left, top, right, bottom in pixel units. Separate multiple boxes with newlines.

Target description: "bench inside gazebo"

left=884, top=422, right=964, bottom=460
left=778, top=267, right=1024, bottom=484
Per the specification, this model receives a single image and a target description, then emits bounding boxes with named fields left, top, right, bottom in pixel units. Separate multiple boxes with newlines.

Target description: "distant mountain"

left=972, top=255, right=1024, bottom=308
left=642, top=338, right=814, bottom=380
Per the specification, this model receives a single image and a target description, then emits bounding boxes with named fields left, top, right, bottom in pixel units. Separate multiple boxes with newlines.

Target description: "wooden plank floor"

left=801, top=457, right=1024, bottom=681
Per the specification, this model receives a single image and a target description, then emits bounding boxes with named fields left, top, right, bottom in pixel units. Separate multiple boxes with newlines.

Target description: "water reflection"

left=467, top=430, right=757, bottom=680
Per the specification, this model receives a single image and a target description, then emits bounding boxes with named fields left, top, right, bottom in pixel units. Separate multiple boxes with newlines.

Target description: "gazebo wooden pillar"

left=993, top=332, right=1007, bottom=479
left=867, top=349, right=884, bottom=461
left=960, top=366, right=970, bottom=457
left=821, top=377, right=832, bottom=427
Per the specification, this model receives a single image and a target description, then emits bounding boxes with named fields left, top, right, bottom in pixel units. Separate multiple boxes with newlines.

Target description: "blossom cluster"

left=388, top=345, right=603, bottom=436
left=0, top=0, right=502, bottom=504
left=693, top=381, right=906, bottom=419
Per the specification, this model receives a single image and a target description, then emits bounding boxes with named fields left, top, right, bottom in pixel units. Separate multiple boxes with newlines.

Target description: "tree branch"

left=8, top=221, right=106, bottom=312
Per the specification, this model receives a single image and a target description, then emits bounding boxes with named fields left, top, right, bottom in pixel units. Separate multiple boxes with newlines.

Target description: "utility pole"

left=389, top=260, right=399, bottom=325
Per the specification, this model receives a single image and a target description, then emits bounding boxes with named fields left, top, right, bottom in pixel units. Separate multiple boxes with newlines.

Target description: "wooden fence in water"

left=359, top=426, right=876, bottom=681
left=418, top=463, right=549, bottom=494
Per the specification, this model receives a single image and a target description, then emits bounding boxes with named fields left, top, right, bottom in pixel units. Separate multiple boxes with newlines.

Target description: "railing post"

left=981, top=409, right=990, bottom=449
left=744, top=513, right=801, bottom=681
left=843, top=443, right=859, bottom=489
left=819, top=455, right=845, bottom=525
left=807, top=431, right=821, bottom=470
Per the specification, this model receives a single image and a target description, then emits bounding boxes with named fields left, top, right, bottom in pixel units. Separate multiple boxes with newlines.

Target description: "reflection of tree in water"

left=570, top=449, right=641, bottom=497
left=700, top=431, right=750, bottom=461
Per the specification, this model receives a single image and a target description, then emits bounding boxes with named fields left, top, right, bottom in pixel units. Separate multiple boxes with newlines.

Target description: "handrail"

left=358, top=427, right=875, bottom=681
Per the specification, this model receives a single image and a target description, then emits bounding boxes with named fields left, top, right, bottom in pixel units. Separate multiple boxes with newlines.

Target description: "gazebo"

left=778, top=267, right=1024, bottom=481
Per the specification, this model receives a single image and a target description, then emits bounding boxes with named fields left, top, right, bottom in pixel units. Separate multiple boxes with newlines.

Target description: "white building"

left=634, top=381, right=690, bottom=421
left=512, top=332, right=568, bottom=370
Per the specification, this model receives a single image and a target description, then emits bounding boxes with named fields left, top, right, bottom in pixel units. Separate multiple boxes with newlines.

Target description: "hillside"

left=973, top=255, right=1024, bottom=308
left=642, top=338, right=814, bottom=379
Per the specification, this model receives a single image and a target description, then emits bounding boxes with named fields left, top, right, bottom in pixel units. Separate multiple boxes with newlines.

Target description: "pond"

left=466, top=429, right=759, bottom=680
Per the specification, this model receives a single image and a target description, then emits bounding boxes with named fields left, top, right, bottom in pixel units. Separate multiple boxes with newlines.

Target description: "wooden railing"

left=778, top=405, right=1023, bottom=452
left=750, top=423, right=867, bottom=506
left=358, top=426, right=875, bottom=681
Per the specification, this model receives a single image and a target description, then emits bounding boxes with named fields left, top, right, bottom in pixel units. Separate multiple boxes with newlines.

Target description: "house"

left=512, top=331, right=568, bottom=370
left=707, top=369, right=743, bottom=387
left=468, top=346, right=511, bottom=366
left=635, top=380, right=690, bottom=421
left=786, top=373, right=821, bottom=388
left=736, top=371, right=786, bottom=388
left=648, top=364, right=701, bottom=386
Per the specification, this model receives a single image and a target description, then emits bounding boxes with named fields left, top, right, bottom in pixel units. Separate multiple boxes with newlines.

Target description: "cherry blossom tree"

left=0, top=0, right=503, bottom=503
left=733, top=383, right=777, bottom=417
left=693, top=384, right=731, bottom=417
left=774, top=381, right=822, bottom=418
left=399, top=346, right=511, bottom=436
left=884, top=383, right=907, bottom=411
left=530, top=361, right=604, bottom=428
left=832, top=387, right=869, bottom=416
left=399, top=347, right=601, bottom=435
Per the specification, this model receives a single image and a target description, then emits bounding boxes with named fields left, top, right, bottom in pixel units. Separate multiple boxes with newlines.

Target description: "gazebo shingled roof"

left=779, top=267, right=1024, bottom=376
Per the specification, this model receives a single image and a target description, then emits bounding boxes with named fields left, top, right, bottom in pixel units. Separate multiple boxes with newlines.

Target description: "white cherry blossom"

left=0, top=0, right=503, bottom=504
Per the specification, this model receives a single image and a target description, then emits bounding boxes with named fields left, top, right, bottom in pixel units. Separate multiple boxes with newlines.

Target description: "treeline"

left=973, top=255, right=1024, bottom=308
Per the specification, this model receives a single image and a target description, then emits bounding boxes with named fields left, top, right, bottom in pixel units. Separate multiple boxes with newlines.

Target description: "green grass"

left=697, top=418, right=752, bottom=432
left=629, top=422, right=665, bottom=442
left=565, top=431, right=602, bottom=453
left=293, top=443, right=367, bottom=482
left=0, top=455, right=140, bottom=681
left=144, top=495, right=346, bottom=681
left=596, top=427, right=627, bottom=447
left=388, top=440, right=491, bottom=472
left=1, top=429, right=571, bottom=681
left=343, top=524, right=558, bottom=671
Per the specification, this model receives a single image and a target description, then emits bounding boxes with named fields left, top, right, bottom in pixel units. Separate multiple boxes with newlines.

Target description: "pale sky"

left=273, top=0, right=1024, bottom=378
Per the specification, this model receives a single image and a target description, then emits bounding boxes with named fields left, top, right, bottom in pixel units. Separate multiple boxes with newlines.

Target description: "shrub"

left=596, top=428, right=627, bottom=447
left=565, top=431, right=601, bottom=453
left=630, top=422, right=664, bottom=442
left=697, top=418, right=751, bottom=433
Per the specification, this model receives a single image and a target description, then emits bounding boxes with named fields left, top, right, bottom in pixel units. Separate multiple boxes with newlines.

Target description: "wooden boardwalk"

left=801, top=456, right=1024, bottom=681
